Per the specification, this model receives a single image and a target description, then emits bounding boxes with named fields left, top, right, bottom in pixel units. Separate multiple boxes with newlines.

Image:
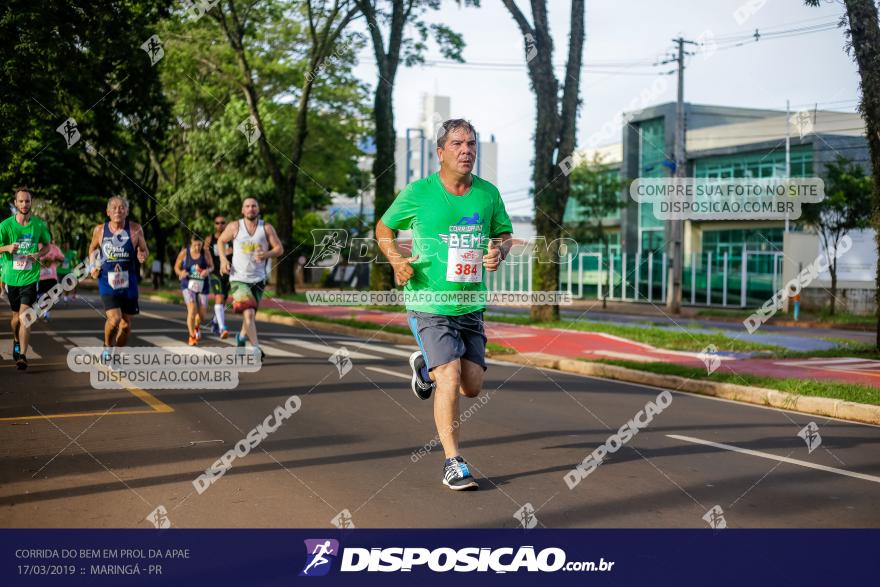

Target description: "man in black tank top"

left=205, top=215, right=233, bottom=338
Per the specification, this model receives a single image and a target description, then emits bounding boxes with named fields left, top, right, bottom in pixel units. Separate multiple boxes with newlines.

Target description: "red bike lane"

left=267, top=299, right=880, bottom=388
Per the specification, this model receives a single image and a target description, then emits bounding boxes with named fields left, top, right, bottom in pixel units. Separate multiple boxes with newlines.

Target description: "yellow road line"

left=0, top=366, right=174, bottom=421
left=0, top=409, right=159, bottom=422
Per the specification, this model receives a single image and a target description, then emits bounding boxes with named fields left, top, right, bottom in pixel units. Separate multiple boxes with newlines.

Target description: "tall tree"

left=207, top=0, right=359, bottom=293
left=807, top=0, right=880, bottom=344
left=155, top=2, right=368, bottom=273
left=0, top=0, right=171, bottom=218
left=802, top=156, right=872, bottom=315
left=502, top=0, right=586, bottom=320
left=355, top=0, right=473, bottom=290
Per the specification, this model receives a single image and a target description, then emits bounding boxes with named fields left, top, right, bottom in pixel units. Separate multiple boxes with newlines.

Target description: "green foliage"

left=802, top=156, right=872, bottom=243
left=565, top=153, right=625, bottom=245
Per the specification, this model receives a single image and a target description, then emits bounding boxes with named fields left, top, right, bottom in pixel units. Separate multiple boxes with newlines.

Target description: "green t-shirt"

left=0, top=215, right=51, bottom=286
left=381, top=173, right=513, bottom=316
left=58, top=249, right=80, bottom=276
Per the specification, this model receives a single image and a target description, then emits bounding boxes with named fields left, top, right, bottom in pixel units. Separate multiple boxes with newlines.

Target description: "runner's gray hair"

left=107, top=195, right=129, bottom=211
left=437, top=119, right=477, bottom=149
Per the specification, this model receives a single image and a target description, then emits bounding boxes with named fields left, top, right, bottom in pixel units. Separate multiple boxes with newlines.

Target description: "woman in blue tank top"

left=174, top=233, right=213, bottom=345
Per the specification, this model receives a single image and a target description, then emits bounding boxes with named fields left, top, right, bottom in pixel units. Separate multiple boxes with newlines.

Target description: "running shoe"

left=195, top=326, right=202, bottom=341
left=188, top=334, right=198, bottom=346
left=254, top=346, right=264, bottom=363
left=101, top=348, right=112, bottom=363
left=16, top=355, right=27, bottom=371
left=12, top=340, right=20, bottom=362
left=442, top=456, right=478, bottom=490
left=236, top=333, right=247, bottom=347
left=220, top=329, right=229, bottom=339
left=409, top=351, right=434, bottom=400
left=210, top=318, right=219, bottom=335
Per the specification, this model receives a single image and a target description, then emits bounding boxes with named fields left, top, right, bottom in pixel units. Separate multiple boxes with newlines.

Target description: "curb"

left=498, top=352, right=880, bottom=426
left=141, top=294, right=880, bottom=426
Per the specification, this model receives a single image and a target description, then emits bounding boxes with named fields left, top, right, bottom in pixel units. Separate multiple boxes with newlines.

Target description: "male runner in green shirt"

left=377, top=119, right=513, bottom=490
left=0, top=187, right=51, bottom=370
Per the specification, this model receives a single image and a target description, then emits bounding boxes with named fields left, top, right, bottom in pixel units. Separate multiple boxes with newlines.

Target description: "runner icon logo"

left=300, top=539, right=340, bottom=576
left=513, top=503, right=538, bottom=529
left=145, top=505, right=171, bottom=529
left=456, top=213, right=481, bottom=226
left=331, top=509, right=355, bottom=529
left=329, top=348, right=352, bottom=378
left=702, top=505, right=727, bottom=530
left=797, top=422, right=822, bottom=454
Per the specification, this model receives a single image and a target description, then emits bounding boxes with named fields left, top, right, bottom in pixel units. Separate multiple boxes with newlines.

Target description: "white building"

left=327, top=94, right=500, bottom=222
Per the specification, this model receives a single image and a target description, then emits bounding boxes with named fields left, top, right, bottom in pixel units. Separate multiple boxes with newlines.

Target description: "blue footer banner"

left=2, top=529, right=877, bottom=586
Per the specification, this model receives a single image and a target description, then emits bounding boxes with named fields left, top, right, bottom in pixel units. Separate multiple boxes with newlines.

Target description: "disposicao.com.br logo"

left=300, top=541, right=614, bottom=575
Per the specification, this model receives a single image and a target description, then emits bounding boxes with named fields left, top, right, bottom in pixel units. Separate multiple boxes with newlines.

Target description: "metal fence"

left=488, top=247, right=784, bottom=308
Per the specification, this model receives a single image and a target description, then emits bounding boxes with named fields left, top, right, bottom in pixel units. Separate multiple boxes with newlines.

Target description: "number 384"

left=455, top=263, right=478, bottom=275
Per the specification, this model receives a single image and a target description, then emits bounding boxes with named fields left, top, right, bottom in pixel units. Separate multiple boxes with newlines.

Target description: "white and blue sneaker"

left=443, top=456, right=478, bottom=491
left=409, top=351, right=434, bottom=400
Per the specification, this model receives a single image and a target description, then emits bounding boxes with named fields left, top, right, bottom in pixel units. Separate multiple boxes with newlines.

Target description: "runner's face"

left=107, top=201, right=128, bottom=223
left=438, top=128, right=476, bottom=175
left=242, top=200, right=259, bottom=220
left=214, top=217, right=226, bottom=234
left=14, top=192, right=31, bottom=215
left=191, top=240, right=203, bottom=255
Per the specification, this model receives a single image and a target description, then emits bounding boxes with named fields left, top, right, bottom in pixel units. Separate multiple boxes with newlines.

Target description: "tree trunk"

left=842, top=0, right=880, bottom=347
left=370, top=79, right=397, bottom=291
left=830, top=266, right=838, bottom=316
left=280, top=75, right=318, bottom=296
left=503, top=0, right=584, bottom=322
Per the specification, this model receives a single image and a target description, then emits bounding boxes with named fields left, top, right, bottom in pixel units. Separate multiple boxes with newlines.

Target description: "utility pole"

left=665, top=37, right=696, bottom=314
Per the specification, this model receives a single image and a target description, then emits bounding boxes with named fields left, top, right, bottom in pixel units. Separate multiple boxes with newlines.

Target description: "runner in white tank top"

left=231, top=218, right=268, bottom=283
left=216, top=198, right=283, bottom=362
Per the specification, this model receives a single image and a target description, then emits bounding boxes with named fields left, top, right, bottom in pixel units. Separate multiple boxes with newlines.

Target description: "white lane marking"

left=214, top=337, right=302, bottom=358
left=271, top=337, right=378, bottom=359
left=138, top=335, right=216, bottom=357
left=591, top=350, right=658, bottom=363
left=345, top=343, right=413, bottom=358
left=139, top=310, right=188, bottom=326
left=667, top=434, right=880, bottom=485
left=365, top=366, right=409, bottom=379
left=0, top=349, right=42, bottom=360
left=776, top=358, right=879, bottom=366
left=67, top=336, right=105, bottom=347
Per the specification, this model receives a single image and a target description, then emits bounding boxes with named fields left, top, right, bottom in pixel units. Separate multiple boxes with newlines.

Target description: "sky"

left=351, top=0, right=862, bottom=216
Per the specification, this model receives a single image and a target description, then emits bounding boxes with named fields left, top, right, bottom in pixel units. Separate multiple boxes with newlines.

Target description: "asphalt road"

left=1, top=296, right=879, bottom=529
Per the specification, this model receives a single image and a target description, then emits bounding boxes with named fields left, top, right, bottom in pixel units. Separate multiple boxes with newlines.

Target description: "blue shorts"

left=407, top=310, right=487, bottom=371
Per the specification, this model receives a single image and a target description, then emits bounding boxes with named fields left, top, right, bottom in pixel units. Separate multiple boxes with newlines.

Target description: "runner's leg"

left=116, top=313, right=133, bottom=347
left=104, top=308, right=123, bottom=347
left=459, top=358, right=484, bottom=397
left=13, top=307, right=30, bottom=355
left=186, top=302, right=198, bottom=339
left=432, top=358, right=463, bottom=459
left=241, top=307, right=258, bottom=346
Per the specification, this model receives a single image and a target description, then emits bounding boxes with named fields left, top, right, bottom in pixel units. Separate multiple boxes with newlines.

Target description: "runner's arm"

left=203, top=248, right=214, bottom=275
left=132, top=222, right=149, bottom=263
left=88, top=225, right=103, bottom=278
left=483, top=232, right=512, bottom=272
left=216, top=222, right=237, bottom=274
left=262, top=223, right=283, bottom=259
left=376, top=219, right=417, bottom=285
left=173, top=249, right=187, bottom=278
